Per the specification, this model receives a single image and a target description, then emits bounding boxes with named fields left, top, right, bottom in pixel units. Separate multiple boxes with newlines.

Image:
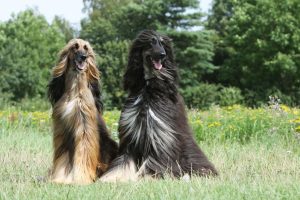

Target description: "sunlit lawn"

left=0, top=105, right=299, bottom=199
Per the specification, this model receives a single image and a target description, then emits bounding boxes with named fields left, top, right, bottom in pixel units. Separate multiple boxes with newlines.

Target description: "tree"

left=52, top=16, right=76, bottom=42
left=111, top=0, right=202, bottom=39
left=97, top=40, right=129, bottom=109
left=208, top=0, right=300, bottom=105
left=168, top=30, right=216, bottom=87
left=0, top=9, right=66, bottom=100
left=80, top=0, right=216, bottom=108
left=81, top=0, right=132, bottom=44
left=206, top=0, right=234, bottom=73
left=207, top=0, right=234, bottom=36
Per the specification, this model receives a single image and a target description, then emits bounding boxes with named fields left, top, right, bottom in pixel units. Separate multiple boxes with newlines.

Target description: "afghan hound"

left=48, top=38, right=118, bottom=184
left=100, top=30, right=217, bottom=182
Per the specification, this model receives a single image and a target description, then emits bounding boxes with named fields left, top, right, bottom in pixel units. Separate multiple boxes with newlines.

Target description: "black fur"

left=106, top=30, right=217, bottom=179
left=90, top=81, right=104, bottom=113
left=48, top=74, right=65, bottom=106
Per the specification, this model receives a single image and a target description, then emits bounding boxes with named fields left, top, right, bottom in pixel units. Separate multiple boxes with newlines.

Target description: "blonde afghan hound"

left=48, top=39, right=118, bottom=184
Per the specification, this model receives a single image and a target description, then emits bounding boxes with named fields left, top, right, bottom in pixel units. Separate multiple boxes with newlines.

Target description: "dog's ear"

left=123, top=47, right=146, bottom=93
left=48, top=73, right=65, bottom=106
left=161, top=35, right=179, bottom=84
left=87, top=57, right=100, bottom=81
left=161, top=36, right=175, bottom=63
left=86, top=44, right=100, bottom=82
left=52, top=44, right=71, bottom=78
left=90, top=81, right=103, bottom=113
left=48, top=43, right=71, bottom=105
left=85, top=47, right=102, bottom=112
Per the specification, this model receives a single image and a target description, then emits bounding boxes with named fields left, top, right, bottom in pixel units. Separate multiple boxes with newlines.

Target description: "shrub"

left=0, top=9, right=65, bottom=100
left=265, top=88, right=294, bottom=107
left=219, top=86, right=244, bottom=106
left=181, top=83, right=220, bottom=109
left=181, top=83, right=244, bottom=109
left=243, top=88, right=294, bottom=107
left=0, top=97, right=50, bottom=111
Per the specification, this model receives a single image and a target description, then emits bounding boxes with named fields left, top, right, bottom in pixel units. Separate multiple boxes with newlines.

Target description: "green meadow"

left=0, top=105, right=300, bottom=200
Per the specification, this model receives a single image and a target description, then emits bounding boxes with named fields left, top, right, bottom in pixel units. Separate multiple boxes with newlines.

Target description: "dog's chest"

left=58, top=81, right=95, bottom=120
left=119, top=95, right=177, bottom=155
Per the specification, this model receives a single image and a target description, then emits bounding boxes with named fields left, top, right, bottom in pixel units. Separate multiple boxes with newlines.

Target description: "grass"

left=0, top=105, right=300, bottom=199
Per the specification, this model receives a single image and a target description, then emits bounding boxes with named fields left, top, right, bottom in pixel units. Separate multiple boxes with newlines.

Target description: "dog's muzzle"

left=75, top=51, right=87, bottom=70
left=151, top=38, right=166, bottom=70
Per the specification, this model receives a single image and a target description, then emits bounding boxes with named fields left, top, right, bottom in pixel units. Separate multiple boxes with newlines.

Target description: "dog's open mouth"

left=75, top=60, right=86, bottom=71
left=151, top=58, right=162, bottom=70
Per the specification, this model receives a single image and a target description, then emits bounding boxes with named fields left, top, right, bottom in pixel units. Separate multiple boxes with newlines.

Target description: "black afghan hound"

left=48, top=39, right=118, bottom=184
left=100, top=30, right=217, bottom=182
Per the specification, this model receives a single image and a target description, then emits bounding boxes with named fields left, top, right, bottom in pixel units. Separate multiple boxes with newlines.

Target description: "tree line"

left=1, top=0, right=300, bottom=109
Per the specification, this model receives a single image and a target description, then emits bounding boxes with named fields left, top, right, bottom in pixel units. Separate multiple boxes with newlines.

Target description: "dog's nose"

left=159, top=52, right=166, bottom=59
left=154, top=52, right=166, bottom=60
left=80, top=55, right=87, bottom=61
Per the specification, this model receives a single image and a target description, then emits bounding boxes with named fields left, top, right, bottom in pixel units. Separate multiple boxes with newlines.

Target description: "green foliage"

left=81, top=0, right=132, bottom=43
left=1, top=105, right=299, bottom=144
left=97, top=41, right=130, bottom=109
left=52, top=16, right=76, bottom=42
left=181, top=83, right=244, bottom=109
left=207, top=0, right=234, bottom=36
left=208, top=0, right=300, bottom=105
left=219, top=86, right=244, bottom=106
left=181, top=83, right=220, bottom=109
left=243, top=88, right=295, bottom=107
left=111, top=0, right=202, bottom=39
left=0, top=9, right=65, bottom=101
left=4, top=1, right=300, bottom=108
left=81, top=0, right=216, bottom=108
left=168, top=30, right=216, bottom=87
left=189, top=104, right=299, bottom=144
left=0, top=96, right=50, bottom=111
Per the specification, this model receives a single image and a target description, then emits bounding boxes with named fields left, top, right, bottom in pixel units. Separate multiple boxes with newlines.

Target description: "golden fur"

left=48, top=39, right=116, bottom=184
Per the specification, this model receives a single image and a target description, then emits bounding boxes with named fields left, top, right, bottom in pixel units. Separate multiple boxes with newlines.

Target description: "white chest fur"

left=120, top=95, right=177, bottom=155
left=58, top=73, right=95, bottom=120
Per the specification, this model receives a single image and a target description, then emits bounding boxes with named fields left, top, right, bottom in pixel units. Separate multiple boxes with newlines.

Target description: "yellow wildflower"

left=208, top=122, right=221, bottom=128
left=295, top=126, right=300, bottom=132
left=280, top=104, right=290, bottom=113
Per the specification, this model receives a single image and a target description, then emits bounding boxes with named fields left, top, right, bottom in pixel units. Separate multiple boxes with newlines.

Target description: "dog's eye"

left=83, top=45, right=88, bottom=51
left=74, top=43, right=79, bottom=49
left=151, top=38, right=157, bottom=45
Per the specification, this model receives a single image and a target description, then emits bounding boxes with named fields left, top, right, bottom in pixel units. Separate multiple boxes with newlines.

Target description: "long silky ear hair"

left=85, top=43, right=100, bottom=82
left=48, top=40, right=75, bottom=105
left=160, top=34, right=179, bottom=85
left=85, top=43, right=103, bottom=113
left=123, top=38, right=146, bottom=94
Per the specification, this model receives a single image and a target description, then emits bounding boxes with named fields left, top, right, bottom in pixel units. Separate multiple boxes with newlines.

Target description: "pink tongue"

left=76, top=61, right=85, bottom=70
left=153, top=60, right=162, bottom=70
left=78, top=63, right=85, bottom=69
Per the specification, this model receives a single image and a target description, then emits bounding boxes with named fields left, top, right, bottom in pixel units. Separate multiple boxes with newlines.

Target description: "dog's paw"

left=100, top=168, right=138, bottom=183
left=181, top=173, right=191, bottom=182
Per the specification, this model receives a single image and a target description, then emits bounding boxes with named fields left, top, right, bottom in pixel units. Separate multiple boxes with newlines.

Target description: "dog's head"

left=142, top=33, right=166, bottom=71
left=52, top=38, right=99, bottom=80
left=124, top=30, right=178, bottom=93
left=48, top=39, right=101, bottom=106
